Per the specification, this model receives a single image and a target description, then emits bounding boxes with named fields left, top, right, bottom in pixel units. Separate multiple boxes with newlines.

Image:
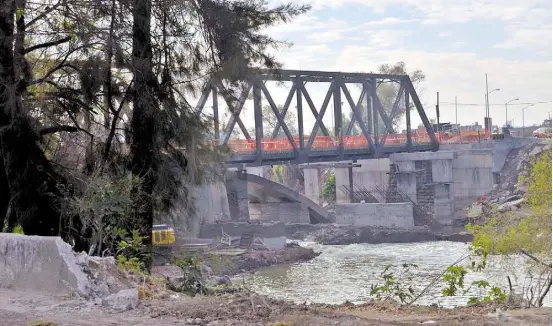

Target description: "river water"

left=246, top=241, right=552, bottom=308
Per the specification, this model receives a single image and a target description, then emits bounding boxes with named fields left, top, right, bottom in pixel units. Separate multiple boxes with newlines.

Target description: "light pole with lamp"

left=485, top=88, right=500, bottom=136
left=521, top=104, right=534, bottom=138
left=505, top=98, right=519, bottom=127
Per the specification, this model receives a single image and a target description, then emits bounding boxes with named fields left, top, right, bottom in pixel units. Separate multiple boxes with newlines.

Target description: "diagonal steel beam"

left=306, top=82, right=334, bottom=149
left=340, top=82, right=376, bottom=153
left=380, top=83, right=405, bottom=147
left=218, top=80, right=252, bottom=143
left=299, top=82, right=331, bottom=136
left=259, top=81, right=298, bottom=153
left=271, top=83, right=296, bottom=138
left=345, top=88, right=366, bottom=135
left=194, top=79, right=212, bottom=114
left=406, top=78, right=439, bottom=147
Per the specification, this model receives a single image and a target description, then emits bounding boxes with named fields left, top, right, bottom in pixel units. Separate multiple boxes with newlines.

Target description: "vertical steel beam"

left=348, top=165, right=354, bottom=203
left=334, top=78, right=343, bottom=159
left=296, top=77, right=304, bottom=149
left=364, top=81, right=372, bottom=135
left=405, top=81, right=412, bottom=151
left=212, top=85, right=219, bottom=140
left=370, top=80, right=379, bottom=149
left=253, top=82, right=263, bottom=161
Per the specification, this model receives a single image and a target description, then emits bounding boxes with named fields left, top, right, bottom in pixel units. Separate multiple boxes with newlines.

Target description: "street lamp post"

left=522, top=104, right=534, bottom=137
left=485, top=88, right=500, bottom=136
left=505, top=98, right=519, bottom=127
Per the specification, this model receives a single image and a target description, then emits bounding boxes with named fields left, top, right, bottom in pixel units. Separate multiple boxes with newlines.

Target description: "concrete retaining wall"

left=0, top=234, right=90, bottom=296
left=335, top=203, right=414, bottom=227
left=249, top=203, right=310, bottom=223
left=451, top=150, right=494, bottom=217
left=336, top=158, right=390, bottom=203
left=200, top=222, right=286, bottom=239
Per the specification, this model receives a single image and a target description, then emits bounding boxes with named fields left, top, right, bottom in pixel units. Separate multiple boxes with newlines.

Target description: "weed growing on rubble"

left=173, top=252, right=209, bottom=296
left=12, top=225, right=24, bottom=234
left=369, top=263, right=418, bottom=304
left=116, top=230, right=148, bottom=272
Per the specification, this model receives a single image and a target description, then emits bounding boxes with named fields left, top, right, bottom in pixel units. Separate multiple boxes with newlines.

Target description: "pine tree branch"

left=24, top=35, right=72, bottom=54
left=39, top=125, right=79, bottom=136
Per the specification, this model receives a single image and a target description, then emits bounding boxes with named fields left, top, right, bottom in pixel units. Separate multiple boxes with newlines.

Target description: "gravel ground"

left=0, top=288, right=550, bottom=326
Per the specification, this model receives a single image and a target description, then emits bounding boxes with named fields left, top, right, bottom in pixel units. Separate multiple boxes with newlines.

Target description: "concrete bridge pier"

left=225, top=170, right=250, bottom=221
left=303, top=168, right=324, bottom=205
left=335, top=159, right=391, bottom=203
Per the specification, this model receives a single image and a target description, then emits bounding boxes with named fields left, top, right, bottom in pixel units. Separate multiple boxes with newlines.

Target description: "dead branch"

left=520, top=249, right=552, bottom=269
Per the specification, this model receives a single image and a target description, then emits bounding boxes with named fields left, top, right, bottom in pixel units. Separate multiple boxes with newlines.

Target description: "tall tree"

left=262, top=104, right=297, bottom=138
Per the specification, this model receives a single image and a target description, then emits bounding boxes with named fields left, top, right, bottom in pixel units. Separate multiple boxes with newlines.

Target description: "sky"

left=201, top=0, right=552, bottom=137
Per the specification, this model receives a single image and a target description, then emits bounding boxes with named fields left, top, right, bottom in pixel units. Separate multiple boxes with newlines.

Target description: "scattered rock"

left=215, top=276, right=232, bottom=286
left=102, top=288, right=139, bottom=311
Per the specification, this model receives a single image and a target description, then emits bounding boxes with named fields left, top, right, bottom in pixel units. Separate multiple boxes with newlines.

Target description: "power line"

left=439, top=101, right=552, bottom=106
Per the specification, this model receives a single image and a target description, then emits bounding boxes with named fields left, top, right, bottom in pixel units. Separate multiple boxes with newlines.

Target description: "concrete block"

left=434, top=202, right=455, bottom=224
left=396, top=173, right=417, bottom=202
left=390, top=151, right=455, bottom=162
left=249, top=203, right=310, bottom=223
left=434, top=183, right=452, bottom=201
left=356, top=158, right=390, bottom=172
left=263, top=236, right=287, bottom=250
left=335, top=203, right=414, bottom=228
left=200, top=222, right=286, bottom=239
left=432, top=159, right=453, bottom=183
left=304, top=168, right=323, bottom=205
left=0, top=234, right=91, bottom=296
left=396, top=160, right=415, bottom=172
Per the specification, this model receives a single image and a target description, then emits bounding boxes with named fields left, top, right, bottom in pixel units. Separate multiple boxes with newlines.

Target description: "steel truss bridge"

left=195, top=69, right=439, bottom=166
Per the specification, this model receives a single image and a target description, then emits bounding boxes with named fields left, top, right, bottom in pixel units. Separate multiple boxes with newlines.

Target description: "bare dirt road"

left=1, top=288, right=550, bottom=326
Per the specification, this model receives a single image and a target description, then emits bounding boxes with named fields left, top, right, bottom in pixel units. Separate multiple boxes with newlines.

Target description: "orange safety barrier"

left=224, top=131, right=489, bottom=153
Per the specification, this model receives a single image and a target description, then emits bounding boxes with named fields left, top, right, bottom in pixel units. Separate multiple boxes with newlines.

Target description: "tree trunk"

left=0, top=0, right=63, bottom=237
left=130, top=0, right=156, bottom=267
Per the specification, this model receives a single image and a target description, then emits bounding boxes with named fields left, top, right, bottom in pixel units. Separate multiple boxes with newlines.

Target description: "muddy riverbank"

left=286, top=223, right=473, bottom=245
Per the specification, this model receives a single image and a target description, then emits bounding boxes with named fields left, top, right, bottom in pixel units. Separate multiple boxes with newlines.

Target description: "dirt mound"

left=468, top=141, right=551, bottom=222
left=490, top=141, right=552, bottom=201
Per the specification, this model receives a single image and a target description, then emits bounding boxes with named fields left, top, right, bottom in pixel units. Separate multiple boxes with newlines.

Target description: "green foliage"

left=12, top=225, right=24, bottom=235
left=272, top=165, right=286, bottom=184
left=369, top=263, right=418, bottom=304
left=467, top=149, right=552, bottom=257
left=322, top=172, right=336, bottom=204
left=116, top=230, right=148, bottom=272
left=173, top=252, right=209, bottom=296
left=65, top=171, right=146, bottom=256
left=441, top=265, right=467, bottom=296
left=465, top=280, right=506, bottom=305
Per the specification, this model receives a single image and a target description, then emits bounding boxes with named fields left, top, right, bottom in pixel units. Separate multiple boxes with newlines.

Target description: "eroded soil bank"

left=1, top=288, right=550, bottom=326
left=286, top=224, right=473, bottom=245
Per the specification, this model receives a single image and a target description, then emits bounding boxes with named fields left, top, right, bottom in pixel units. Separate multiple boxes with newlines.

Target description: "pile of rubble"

left=0, top=233, right=170, bottom=312
left=468, top=142, right=551, bottom=221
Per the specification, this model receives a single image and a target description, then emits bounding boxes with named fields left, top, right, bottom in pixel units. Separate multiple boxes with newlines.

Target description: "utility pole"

left=436, top=92, right=440, bottom=140
left=485, top=74, right=489, bottom=117
left=455, top=96, right=458, bottom=126
left=455, top=96, right=459, bottom=141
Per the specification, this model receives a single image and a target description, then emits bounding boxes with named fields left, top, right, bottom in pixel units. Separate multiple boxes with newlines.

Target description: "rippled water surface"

left=247, top=241, right=552, bottom=308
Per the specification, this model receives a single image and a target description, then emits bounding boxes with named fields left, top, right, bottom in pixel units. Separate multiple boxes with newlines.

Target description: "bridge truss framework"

left=195, top=69, right=439, bottom=166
